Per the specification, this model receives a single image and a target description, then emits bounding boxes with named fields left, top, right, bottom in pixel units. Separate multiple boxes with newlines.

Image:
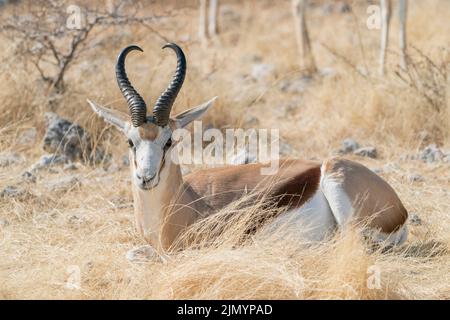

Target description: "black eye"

left=127, top=139, right=134, bottom=148
left=165, top=138, right=172, bottom=149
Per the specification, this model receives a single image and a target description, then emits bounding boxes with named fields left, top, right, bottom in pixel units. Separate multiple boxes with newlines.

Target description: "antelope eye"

left=127, top=139, right=134, bottom=148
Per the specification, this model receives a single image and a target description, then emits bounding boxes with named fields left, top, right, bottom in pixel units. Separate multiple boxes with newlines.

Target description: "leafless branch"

left=1, top=0, right=171, bottom=95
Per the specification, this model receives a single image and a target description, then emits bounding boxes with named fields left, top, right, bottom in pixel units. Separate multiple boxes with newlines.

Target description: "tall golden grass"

left=0, top=0, right=449, bottom=299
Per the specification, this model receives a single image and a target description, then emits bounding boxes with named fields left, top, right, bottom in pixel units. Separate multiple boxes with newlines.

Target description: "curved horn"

left=153, top=43, right=186, bottom=127
left=116, top=45, right=147, bottom=127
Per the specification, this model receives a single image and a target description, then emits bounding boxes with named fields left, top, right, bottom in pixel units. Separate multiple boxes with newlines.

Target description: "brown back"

left=184, top=159, right=322, bottom=212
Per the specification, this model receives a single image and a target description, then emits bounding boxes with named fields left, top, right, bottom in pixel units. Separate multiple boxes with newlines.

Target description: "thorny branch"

left=395, top=46, right=448, bottom=113
left=0, top=0, right=170, bottom=95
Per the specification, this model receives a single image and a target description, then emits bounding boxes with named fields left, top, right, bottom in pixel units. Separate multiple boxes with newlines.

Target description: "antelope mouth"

left=139, top=157, right=166, bottom=190
left=139, top=175, right=160, bottom=190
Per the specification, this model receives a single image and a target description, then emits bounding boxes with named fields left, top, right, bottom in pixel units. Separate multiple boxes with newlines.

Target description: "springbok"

left=88, top=43, right=408, bottom=253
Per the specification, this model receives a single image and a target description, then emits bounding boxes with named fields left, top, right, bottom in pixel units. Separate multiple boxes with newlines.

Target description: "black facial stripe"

left=165, top=138, right=172, bottom=149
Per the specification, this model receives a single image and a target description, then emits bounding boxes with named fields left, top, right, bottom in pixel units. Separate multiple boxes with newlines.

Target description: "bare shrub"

left=1, top=0, right=164, bottom=95
left=395, top=46, right=448, bottom=113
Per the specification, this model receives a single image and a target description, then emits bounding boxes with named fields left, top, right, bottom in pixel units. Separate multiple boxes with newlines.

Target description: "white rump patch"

left=263, top=190, right=336, bottom=242
left=126, top=245, right=165, bottom=263
left=320, top=167, right=354, bottom=228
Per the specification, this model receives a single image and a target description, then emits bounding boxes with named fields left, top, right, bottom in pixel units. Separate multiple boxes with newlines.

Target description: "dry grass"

left=0, top=0, right=449, bottom=299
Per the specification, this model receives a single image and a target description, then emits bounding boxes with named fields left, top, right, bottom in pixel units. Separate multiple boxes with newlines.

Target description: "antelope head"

left=88, top=43, right=216, bottom=190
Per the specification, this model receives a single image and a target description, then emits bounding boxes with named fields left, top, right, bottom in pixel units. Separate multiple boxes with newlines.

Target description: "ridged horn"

left=115, top=45, right=147, bottom=127
left=153, top=43, right=186, bottom=127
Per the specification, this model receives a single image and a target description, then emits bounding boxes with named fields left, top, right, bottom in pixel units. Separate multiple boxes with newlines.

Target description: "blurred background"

left=1, top=0, right=448, bottom=161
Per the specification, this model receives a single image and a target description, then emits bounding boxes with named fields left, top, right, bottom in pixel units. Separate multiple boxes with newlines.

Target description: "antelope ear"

left=170, top=97, right=217, bottom=129
left=87, top=99, right=129, bottom=132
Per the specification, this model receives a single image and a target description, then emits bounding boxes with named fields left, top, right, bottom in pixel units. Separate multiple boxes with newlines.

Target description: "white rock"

left=280, top=75, right=313, bottom=94
left=251, top=63, right=275, bottom=81
left=0, top=218, right=10, bottom=227
left=420, top=144, right=445, bottom=163
left=409, top=214, right=422, bottom=226
left=354, top=146, right=377, bottom=159
left=0, top=152, right=23, bottom=167
left=340, top=138, right=360, bottom=153
left=45, top=175, right=80, bottom=192
left=21, top=171, right=37, bottom=183
left=0, top=185, right=25, bottom=198
left=28, top=154, right=68, bottom=173
left=408, top=174, right=424, bottom=183
left=126, top=245, right=163, bottom=263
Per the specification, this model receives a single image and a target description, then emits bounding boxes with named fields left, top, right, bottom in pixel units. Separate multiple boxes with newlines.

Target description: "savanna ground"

left=0, top=0, right=449, bottom=299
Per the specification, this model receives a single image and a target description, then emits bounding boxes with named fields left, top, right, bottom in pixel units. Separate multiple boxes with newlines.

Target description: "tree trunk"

left=398, top=0, right=408, bottom=70
left=292, top=0, right=317, bottom=75
left=208, top=0, right=219, bottom=37
left=199, top=0, right=208, bottom=41
left=379, top=0, right=391, bottom=76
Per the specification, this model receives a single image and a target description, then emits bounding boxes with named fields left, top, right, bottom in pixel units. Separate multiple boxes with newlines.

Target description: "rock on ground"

left=409, top=214, right=423, bottom=226
left=408, top=174, right=424, bottom=183
left=27, top=154, right=68, bottom=173
left=126, top=245, right=163, bottom=263
left=340, top=138, right=360, bottom=154
left=401, top=144, right=450, bottom=163
left=251, top=63, right=275, bottom=81
left=0, top=218, right=9, bottom=228
left=1, top=185, right=26, bottom=198
left=419, top=144, right=449, bottom=163
left=63, top=163, right=81, bottom=171
left=279, top=75, right=313, bottom=94
left=21, top=171, right=37, bottom=183
left=43, top=112, right=106, bottom=163
left=354, top=146, right=377, bottom=159
left=110, top=196, right=133, bottom=209
left=45, top=175, right=81, bottom=192
left=339, top=139, right=378, bottom=158
left=0, top=152, right=24, bottom=167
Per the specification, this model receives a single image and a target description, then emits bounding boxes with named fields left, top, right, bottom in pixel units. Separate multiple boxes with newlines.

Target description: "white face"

left=126, top=124, right=173, bottom=190
left=88, top=97, right=216, bottom=190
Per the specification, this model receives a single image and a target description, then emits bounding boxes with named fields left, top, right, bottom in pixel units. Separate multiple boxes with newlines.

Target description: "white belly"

left=261, top=190, right=337, bottom=242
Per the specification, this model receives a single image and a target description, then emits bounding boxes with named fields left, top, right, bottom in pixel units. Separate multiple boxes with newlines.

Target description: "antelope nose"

left=137, top=172, right=155, bottom=183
